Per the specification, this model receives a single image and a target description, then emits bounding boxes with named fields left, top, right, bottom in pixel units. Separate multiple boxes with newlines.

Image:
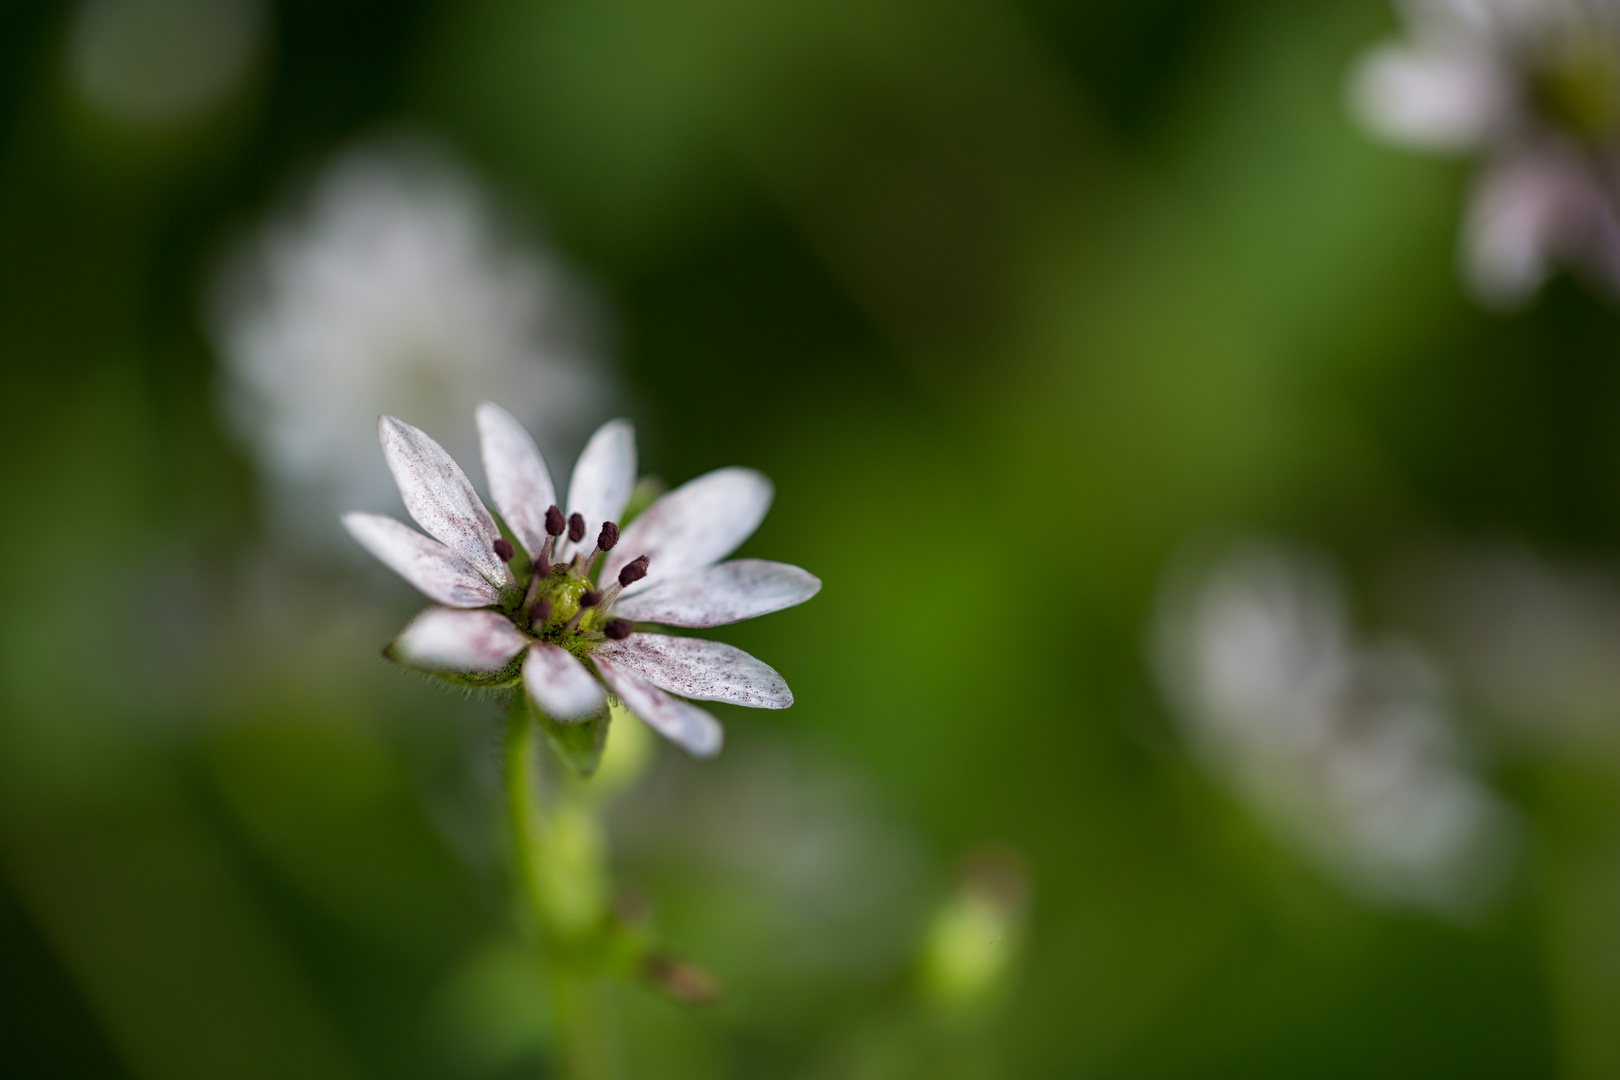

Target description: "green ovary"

left=526, top=569, right=606, bottom=645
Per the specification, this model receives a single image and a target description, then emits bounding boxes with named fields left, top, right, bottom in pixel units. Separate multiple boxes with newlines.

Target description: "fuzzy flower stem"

left=504, top=696, right=546, bottom=927
left=503, top=697, right=620, bottom=1080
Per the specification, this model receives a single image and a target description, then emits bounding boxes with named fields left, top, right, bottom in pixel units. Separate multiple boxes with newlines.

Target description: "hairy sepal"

left=533, top=697, right=612, bottom=779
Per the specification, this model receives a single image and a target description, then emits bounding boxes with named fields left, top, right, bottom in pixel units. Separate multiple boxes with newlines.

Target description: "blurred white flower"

left=69, top=0, right=266, bottom=127
left=1391, top=543, right=1620, bottom=747
left=210, top=137, right=606, bottom=547
left=1153, top=541, right=1518, bottom=914
left=1350, top=0, right=1620, bottom=305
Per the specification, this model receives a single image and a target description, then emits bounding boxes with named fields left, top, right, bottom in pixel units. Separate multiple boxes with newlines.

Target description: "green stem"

left=505, top=697, right=544, bottom=919
left=504, top=696, right=620, bottom=1080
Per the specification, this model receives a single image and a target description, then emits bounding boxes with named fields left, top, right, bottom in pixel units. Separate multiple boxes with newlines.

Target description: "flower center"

left=492, top=506, right=642, bottom=656
left=532, top=569, right=599, bottom=637
left=1532, top=36, right=1620, bottom=140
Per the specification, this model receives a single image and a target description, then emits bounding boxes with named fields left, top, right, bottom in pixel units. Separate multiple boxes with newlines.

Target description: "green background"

left=1, top=0, right=1613, bottom=1076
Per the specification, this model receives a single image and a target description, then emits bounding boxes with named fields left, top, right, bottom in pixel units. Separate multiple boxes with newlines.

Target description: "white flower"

left=343, top=407, right=820, bottom=759
left=1350, top=0, right=1620, bottom=304
left=211, top=138, right=603, bottom=546
left=1153, top=542, right=1518, bottom=913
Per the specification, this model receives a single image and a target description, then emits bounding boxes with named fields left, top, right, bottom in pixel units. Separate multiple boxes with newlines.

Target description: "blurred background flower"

left=1349, top=0, right=1620, bottom=305
left=1153, top=540, right=1518, bottom=914
left=211, top=135, right=606, bottom=548
left=68, top=0, right=268, bottom=129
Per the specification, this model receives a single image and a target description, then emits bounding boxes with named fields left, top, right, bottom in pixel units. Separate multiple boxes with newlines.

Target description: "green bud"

left=918, top=846, right=1029, bottom=1012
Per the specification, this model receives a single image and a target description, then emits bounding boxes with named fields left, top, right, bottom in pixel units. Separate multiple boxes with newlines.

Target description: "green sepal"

left=533, top=699, right=611, bottom=779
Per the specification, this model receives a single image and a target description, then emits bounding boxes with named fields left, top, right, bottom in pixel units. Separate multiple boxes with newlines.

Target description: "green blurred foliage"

left=4, top=0, right=1620, bottom=1076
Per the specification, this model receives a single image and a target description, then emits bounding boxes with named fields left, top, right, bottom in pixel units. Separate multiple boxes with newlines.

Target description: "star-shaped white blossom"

left=343, top=407, right=819, bottom=758
left=1350, top=0, right=1620, bottom=304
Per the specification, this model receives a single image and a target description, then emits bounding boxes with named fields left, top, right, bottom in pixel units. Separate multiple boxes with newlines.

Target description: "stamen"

left=580, top=589, right=604, bottom=609
left=604, top=619, right=633, bottom=640
left=545, top=505, right=566, bottom=536
left=493, top=538, right=515, bottom=563
left=530, top=599, right=553, bottom=632
left=575, top=521, right=621, bottom=580
left=520, top=558, right=546, bottom=612
left=597, top=553, right=650, bottom=611
left=619, top=555, right=650, bottom=587
left=568, top=513, right=586, bottom=543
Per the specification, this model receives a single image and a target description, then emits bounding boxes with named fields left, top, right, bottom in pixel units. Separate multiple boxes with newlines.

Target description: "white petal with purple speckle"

left=392, top=607, right=528, bottom=671
left=565, top=419, right=636, bottom=561
left=612, top=559, right=821, bottom=627
left=523, top=643, right=606, bottom=721
left=343, top=512, right=503, bottom=607
left=597, top=633, right=792, bottom=709
left=596, top=658, right=723, bottom=757
left=477, top=401, right=557, bottom=560
left=380, top=415, right=512, bottom=588
left=603, top=467, right=773, bottom=595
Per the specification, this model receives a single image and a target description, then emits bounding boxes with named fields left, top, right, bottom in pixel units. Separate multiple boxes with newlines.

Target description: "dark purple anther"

left=580, top=590, right=604, bottom=608
left=604, top=619, right=633, bottom=640
left=493, top=538, right=515, bottom=562
left=597, top=521, right=620, bottom=551
left=545, top=505, right=566, bottom=536
left=618, top=555, right=650, bottom=587
left=530, top=599, right=553, bottom=631
left=568, top=513, right=586, bottom=543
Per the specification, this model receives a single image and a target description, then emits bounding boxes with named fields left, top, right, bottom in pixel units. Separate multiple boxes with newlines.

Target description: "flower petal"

left=343, top=512, right=503, bottom=607
left=1463, top=152, right=1591, bottom=307
left=595, top=658, right=723, bottom=758
left=1349, top=44, right=1509, bottom=152
left=476, top=402, right=557, bottom=559
left=596, top=633, right=792, bottom=709
left=565, top=419, right=636, bottom=560
left=523, top=643, right=606, bottom=722
left=603, top=468, right=773, bottom=595
left=390, top=608, right=528, bottom=672
left=380, top=415, right=513, bottom=589
left=612, top=560, right=821, bottom=627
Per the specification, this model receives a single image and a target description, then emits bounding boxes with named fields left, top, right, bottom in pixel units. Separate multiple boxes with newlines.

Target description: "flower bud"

left=918, top=846, right=1028, bottom=1012
left=643, top=953, right=722, bottom=1007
